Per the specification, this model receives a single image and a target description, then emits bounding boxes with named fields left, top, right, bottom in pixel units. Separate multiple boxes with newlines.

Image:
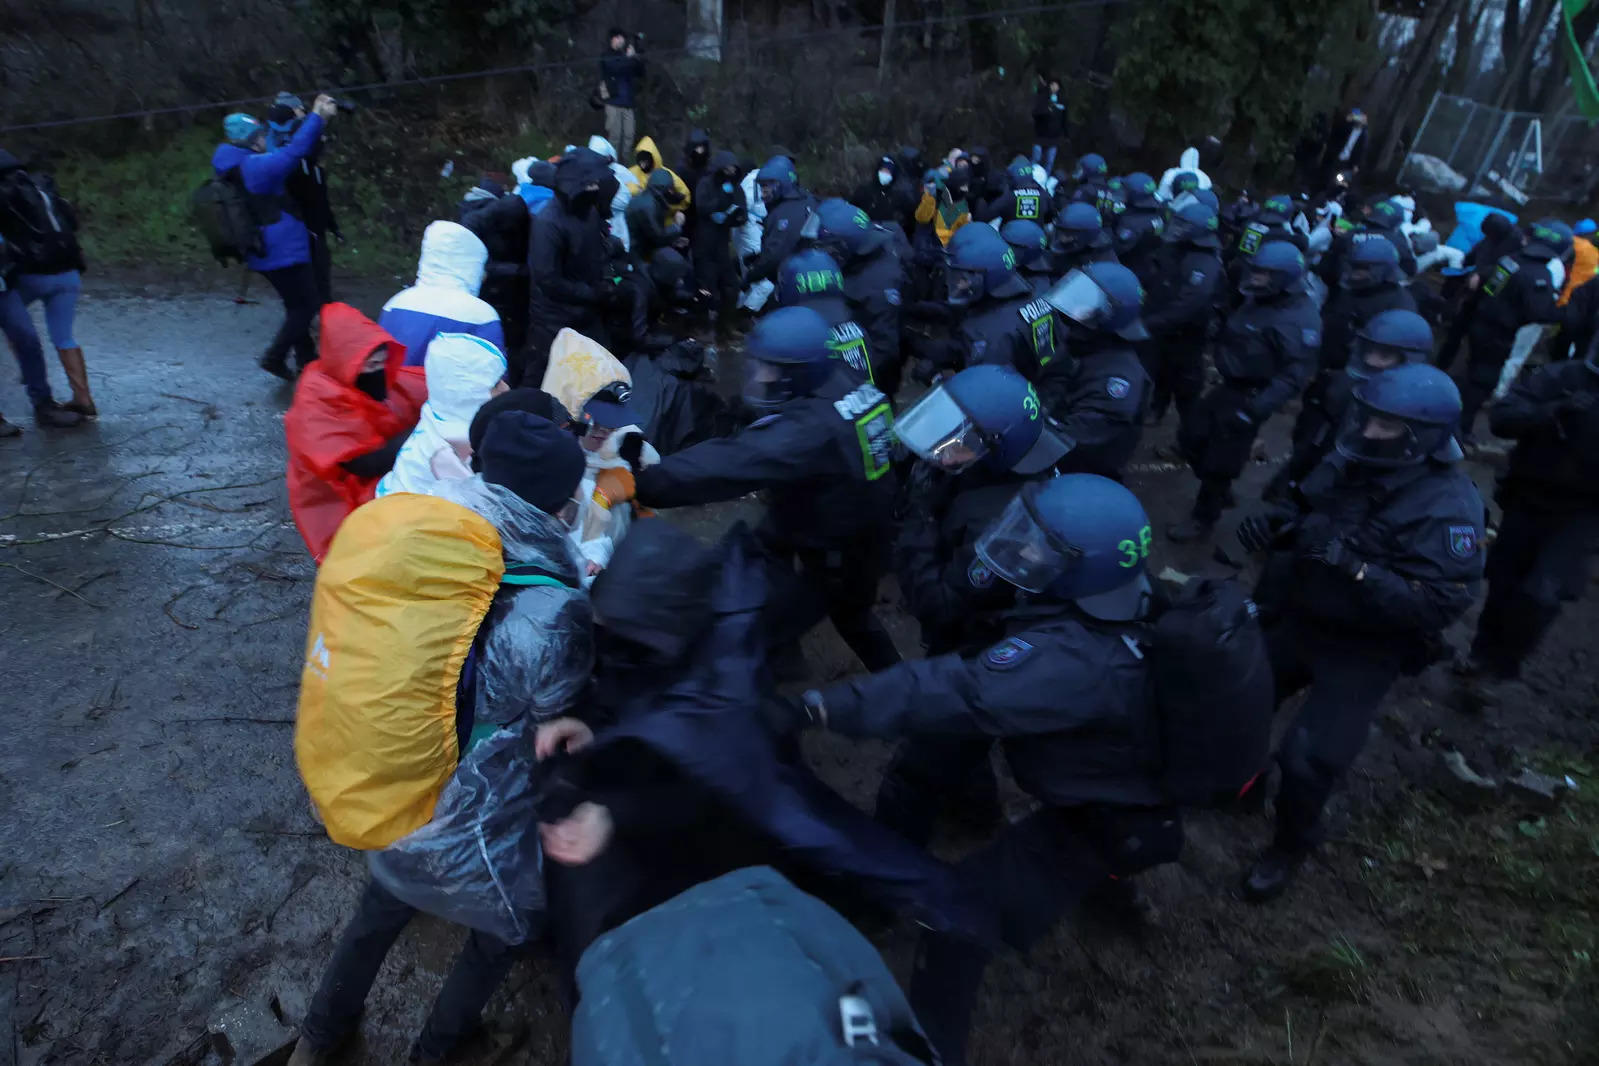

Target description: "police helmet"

left=1043, top=262, right=1148, bottom=341
left=1525, top=218, right=1575, bottom=263
left=1347, top=310, right=1433, bottom=381
left=777, top=248, right=845, bottom=306
left=1163, top=200, right=1221, bottom=249
left=1364, top=198, right=1404, bottom=231
left=1052, top=202, right=1105, bottom=254
left=1122, top=172, right=1158, bottom=209
left=1340, top=234, right=1401, bottom=292
left=946, top=225, right=1028, bottom=307
left=1238, top=241, right=1306, bottom=298
left=814, top=197, right=876, bottom=260
left=895, top=364, right=1068, bottom=475
left=1170, top=171, right=1202, bottom=197
left=744, top=306, right=834, bottom=410
left=1072, top=153, right=1108, bottom=183
left=1257, top=194, right=1294, bottom=227
left=1000, top=219, right=1052, bottom=272
left=1008, top=158, right=1036, bottom=185
left=756, top=155, right=798, bottom=202
left=1335, top=363, right=1461, bottom=467
left=975, top=474, right=1153, bottom=617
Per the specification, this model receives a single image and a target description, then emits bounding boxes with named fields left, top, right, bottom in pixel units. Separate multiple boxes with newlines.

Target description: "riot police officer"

left=1228, top=193, right=1303, bottom=269
left=633, top=306, right=901, bottom=671
left=792, top=475, right=1177, bottom=1066
left=1170, top=242, right=1321, bottom=542
left=1456, top=218, right=1572, bottom=440
left=977, top=159, right=1052, bottom=226
left=938, top=225, right=1057, bottom=380
left=776, top=248, right=881, bottom=389
left=813, top=197, right=910, bottom=396
left=1319, top=235, right=1416, bottom=374
left=1038, top=262, right=1152, bottom=477
left=1000, top=219, right=1055, bottom=293
left=1236, top=364, right=1484, bottom=901
left=1140, top=199, right=1224, bottom=423
left=745, top=155, right=816, bottom=285
left=876, top=365, right=1073, bottom=843
left=1113, top=171, right=1165, bottom=284
left=1049, top=201, right=1119, bottom=278
left=1058, top=151, right=1111, bottom=216
left=1464, top=341, right=1599, bottom=680
left=1269, top=309, right=1433, bottom=500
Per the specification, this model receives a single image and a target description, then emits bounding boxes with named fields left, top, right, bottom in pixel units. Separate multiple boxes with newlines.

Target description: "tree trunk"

left=878, top=0, right=896, bottom=84
left=1374, top=0, right=1469, bottom=171
left=1490, top=0, right=1558, bottom=112
left=687, top=0, right=723, bottom=60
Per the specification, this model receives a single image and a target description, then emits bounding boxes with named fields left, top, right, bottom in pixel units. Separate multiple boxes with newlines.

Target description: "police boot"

left=1241, top=846, right=1306, bottom=903
left=56, top=347, right=97, bottom=418
left=0, top=415, right=20, bottom=439
left=1166, top=517, right=1215, bottom=544
left=258, top=351, right=296, bottom=381
left=32, top=399, right=83, bottom=429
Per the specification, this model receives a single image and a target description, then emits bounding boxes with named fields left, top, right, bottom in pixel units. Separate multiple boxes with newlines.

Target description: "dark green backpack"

left=191, top=168, right=263, bottom=265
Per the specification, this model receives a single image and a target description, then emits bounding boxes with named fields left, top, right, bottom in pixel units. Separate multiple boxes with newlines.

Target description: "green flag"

left=1563, top=0, right=1599, bottom=119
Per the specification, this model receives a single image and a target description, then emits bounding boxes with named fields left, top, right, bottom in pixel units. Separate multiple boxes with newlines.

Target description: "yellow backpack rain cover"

left=295, top=492, right=505, bottom=849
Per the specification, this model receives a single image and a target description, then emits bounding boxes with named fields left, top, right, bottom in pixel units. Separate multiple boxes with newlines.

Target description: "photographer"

left=599, top=28, right=644, bottom=155
left=211, top=93, right=338, bottom=380
left=266, top=92, right=343, bottom=307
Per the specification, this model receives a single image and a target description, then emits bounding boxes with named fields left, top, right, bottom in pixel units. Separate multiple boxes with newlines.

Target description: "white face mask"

left=877, top=169, right=894, bottom=187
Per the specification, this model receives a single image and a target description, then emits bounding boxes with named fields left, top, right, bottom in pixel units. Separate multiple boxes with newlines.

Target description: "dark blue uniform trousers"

left=1471, top=505, right=1599, bottom=678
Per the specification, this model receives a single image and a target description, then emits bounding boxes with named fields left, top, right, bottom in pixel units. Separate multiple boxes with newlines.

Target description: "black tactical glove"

left=1302, top=536, right=1364, bottom=579
left=1236, top=503, right=1298, bottom=554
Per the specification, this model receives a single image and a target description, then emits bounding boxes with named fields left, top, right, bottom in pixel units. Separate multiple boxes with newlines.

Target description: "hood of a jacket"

left=590, top=519, right=717, bottom=661
left=1179, top=147, right=1200, bottom=171
left=542, top=328, right=633, bottom=421
left=709, top=149, right=739, bottom=175
left=683, top=128, right=711, bottom=166
left=646, top=168, right=680, bottom=204
left=415, top=220, right=489, bottom=295
left=553, top=148, right=613, bottom=204
left=633, top=136, right=666, bottom=172
left=319, top=303, right=407, bottom=387
left=421, top=333, right=510, bottom=438
left=587, top=135, right=619, bottom=163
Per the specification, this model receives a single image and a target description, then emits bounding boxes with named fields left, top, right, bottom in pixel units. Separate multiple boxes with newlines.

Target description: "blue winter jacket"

left=210, top=113, right=325, bottom=272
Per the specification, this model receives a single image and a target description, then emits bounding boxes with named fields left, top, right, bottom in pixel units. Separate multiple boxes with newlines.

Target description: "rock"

left=206, top=998, right=296, bottom=1066
left=1505, top=768, right=1572, bottom=811
left=1434, top=750, right=1499, bottom=808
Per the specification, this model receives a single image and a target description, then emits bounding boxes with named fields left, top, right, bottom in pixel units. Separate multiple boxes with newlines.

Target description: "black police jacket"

left=1490, top=358, right=1599, bottom=510
left=1052, top=240, right=1120, bottom=280
left=1215, top=291, right=1321, bottom=421
left=1114, top=207, right=1165, bottom=285
left=1143, top=245, right=1222, bottom=337
left=1319, top=282, right=1416, bottom=372
left=975, top=180, right=1052, bottom=226
left=895, top=469, right=1029, bottom=655
left=842, top=236, right=909, bottom=379
left=634, top=369, right=895, bottom=549
left=1317, top=226, right=1415, bottom=287
left=1049, top=344, right=1150, bottom=479
left=747, top=191, right=816, bottom=283
left=818, top=605, right=1165, bottom=809
left=805, top=294, right=879, bottom=388
left=1473, top=252, right=1561, bottom=347
left=1259, top=453, right=1485, bottom=643
left=955, top=292, right=1043, bottom=374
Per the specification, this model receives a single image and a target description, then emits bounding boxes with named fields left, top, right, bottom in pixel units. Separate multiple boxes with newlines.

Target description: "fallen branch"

left=162, top=584, right=204, bottom=630
left=97, top=878, right=140, bottom=915
left=1, top=563, right=105, bottom=608
left=0, top=955, right=47, bottom=964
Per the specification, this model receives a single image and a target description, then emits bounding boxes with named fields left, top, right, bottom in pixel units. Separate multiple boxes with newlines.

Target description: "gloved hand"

left=617, top=431, right=646, bottom=472
left=1302, top=536, right=1364, bottom=579
left=592, top=467, right=636, bottom=511
left=1236, top=505, right=1296, bottom=554
left=710, top=210, right=728, bottom=225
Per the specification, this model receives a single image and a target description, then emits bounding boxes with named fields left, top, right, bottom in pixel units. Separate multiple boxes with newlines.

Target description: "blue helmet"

left=1348, top=309, right=1433, bottom=381
left=1122, top=172, right=1158, bottom=208
left=1336, top=363, right=1461, bottom=467
left=946, top=225, right=1028, bottom=306
left=894, top=364, right=1068, bottom=475
left=222, top=112, right=264, bottom=147
left=1008, top=158, right=1036, bottom=184
left=1364, top=198, right=1404, bottom=231
left=1341, top=234, right=1401, bottom=291
left=1052, top=202, right=1105, bottom=254
left=1043, top=261, right=1148, bottom=341
left=1163, top=200, right=1221, bottom=249
left=1525, top=218, right=1575, bottom=261
left=777, top=248, right=845, bottom=306
left=756, top=155, right=799, bottom=201
left=1257, top=194, right=1295, bottom=226
left=1000, top=219, right=1052, bottom=272
left=975, top=474, right=1153, bottom=613
left=744, top=306, right=834, bottom=409
left=1238, top=241, right=1306, bottom=298
left=1575, top=218, right=1597, bottom=237
left=1072, top=153, right=1108, bottom=183
left=1170, top=171, right=1202, bottom=196
left=814, top=197, right=877, bottom=260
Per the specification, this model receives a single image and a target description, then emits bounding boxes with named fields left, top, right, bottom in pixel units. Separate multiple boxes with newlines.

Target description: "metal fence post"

left=1469, top=110, right=1515, bottom=196
left=1400, top=90, right=1442, bottom=183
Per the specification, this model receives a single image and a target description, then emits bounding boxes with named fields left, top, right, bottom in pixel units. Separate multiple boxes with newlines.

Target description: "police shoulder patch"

left=1447, top=524, right=1478, bottom=560
left=1106, top=376, right=1131, bottom=399
left=1301, top=328, right=1321, bottom=348
left=885, top=287, right=901, bottom=306
left=967, top=557, right=995, bottom=589
left=984, top=637, right=1035, bottom=670
left=777, top=217, right=790, bottom=231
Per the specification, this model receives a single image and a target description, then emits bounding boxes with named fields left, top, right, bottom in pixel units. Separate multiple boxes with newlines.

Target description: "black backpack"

left=0, top=167, right=79, bottom=272
left=191, top=168, right=263, bottom=265
left=1145, top=577, right=1275, bottom=806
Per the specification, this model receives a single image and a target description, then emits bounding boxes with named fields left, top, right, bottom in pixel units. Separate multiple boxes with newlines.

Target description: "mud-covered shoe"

left=1242, top=847, right=1306, bottom=903
left=32, top=400, right=83, bottom=429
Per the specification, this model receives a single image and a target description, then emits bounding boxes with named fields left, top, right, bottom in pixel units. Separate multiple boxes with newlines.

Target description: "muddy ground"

left=0, top=277, right=1595, bottom=1066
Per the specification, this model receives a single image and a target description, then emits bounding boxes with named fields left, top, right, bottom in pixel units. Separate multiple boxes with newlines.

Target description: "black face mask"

left=572, top=188, right=601, bottom=214
left=355, top=369, right=387, bottom=401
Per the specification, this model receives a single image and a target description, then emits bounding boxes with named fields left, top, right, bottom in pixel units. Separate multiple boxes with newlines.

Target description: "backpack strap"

left=501, top=563, right=578, bottom=589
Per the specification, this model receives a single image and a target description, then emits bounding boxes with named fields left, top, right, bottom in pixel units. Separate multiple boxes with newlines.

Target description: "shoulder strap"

left=501, top=563, right=578, bottom=589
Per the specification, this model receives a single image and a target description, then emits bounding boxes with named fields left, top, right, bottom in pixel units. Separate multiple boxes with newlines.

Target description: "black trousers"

left=1472, top=503, right=1599, bottom=678
left=308, top=228, right=334, bottom=306
left=1140, top=334, right=1206, bottom=421
left=261, top=262, right=321, bottom=369
left=875, top=736, right=996, bottom=847
left=298, top=877, right=519, bottom=1059
left=908, top=805, right=1183, bottom=1066
left=1459, top=332, right=1512, bottom=435
left=1178, top=382, right=1261, bottom=522
left=759, top=531, right=903, bottom=673
left=1266, top=618, right=1402, bottom=854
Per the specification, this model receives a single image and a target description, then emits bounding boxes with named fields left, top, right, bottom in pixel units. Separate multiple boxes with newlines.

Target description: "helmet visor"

left=1238, top=267, right=1279, bottom=297
left=1347, top=338, right=1415, bottom=380
left=946, top=265, right=986, bottom=307
left=974, top=486, right=1083, bottom=593
left=893, top=385, right=989, bottom=471
left=1334, top=400, right=1429, bottom=466
left=1042, top=269, right=1109, bottom=328
left=742, top=357, right=794, bottom=411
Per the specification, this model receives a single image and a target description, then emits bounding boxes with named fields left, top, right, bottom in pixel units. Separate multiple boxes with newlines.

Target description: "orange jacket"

left=1558, top=236, right=1598, bottom=306
left=284, top=304, right=427, bottom=561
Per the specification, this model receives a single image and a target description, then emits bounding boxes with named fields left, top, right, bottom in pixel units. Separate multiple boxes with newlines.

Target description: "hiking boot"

left=1241, top=847, right=1306, bottom=903
left=1166, top=518, right=1215, bottom=544
left=56, top=347, right=97, bottom=418
left=0, top=416, right=20, bottom=439
left=32, top=400, right=83, bottom=429
left=259, top=352, right=297, bottom=381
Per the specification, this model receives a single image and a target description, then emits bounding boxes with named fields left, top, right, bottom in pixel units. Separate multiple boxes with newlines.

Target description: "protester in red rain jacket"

left=284, top=303, right=427, bottom=560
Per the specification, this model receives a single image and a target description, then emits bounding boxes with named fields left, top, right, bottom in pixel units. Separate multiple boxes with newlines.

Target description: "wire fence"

left=1400, top=90, right=1598, bottom=206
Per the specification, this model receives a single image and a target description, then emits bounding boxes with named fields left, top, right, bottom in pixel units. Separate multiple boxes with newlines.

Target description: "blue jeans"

left=1031, top=143, right=1059, bottom=173
left=0, top=271, right=81, bottom=406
